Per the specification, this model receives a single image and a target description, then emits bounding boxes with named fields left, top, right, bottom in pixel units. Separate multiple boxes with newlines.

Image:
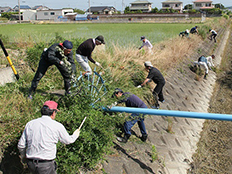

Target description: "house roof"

left=193, top=0, right=213, bottom=2
left=13, top=5, right=31, bottom=9
left=86, top=6, right=116, bottom=12
left=0, top=6, right=12, bottom=12
left=162, top=0, right=182, bottom=3
left=130, top=0, right=152, bottom=4
left=31, top=5, right=50, bottom=10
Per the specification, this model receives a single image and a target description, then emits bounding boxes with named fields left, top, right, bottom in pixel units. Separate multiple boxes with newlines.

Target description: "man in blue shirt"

left=190, top=26, right=198, bottom=34
left=112, top=88, right=148, bottom=143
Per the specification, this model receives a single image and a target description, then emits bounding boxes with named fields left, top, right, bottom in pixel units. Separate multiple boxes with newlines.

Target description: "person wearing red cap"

left=28, top=40, right=76, bottom=99
left=18, top=100, right=80, bottom=174
left=75, top=35, right=105, bottom=76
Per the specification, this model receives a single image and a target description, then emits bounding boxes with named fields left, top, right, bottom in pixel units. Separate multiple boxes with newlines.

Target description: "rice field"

left=0, top=23, right=199, bottom=48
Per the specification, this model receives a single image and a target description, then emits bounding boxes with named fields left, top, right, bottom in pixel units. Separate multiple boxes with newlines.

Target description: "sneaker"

left=151, top=105, right=159, bottom=109
left=158, top=99, right=165, bottom=103
left=65, top=91, right=72, bottom=96
left=28, top=95, right=33, bottom=100
left=141, top=134, right=148, bottom=142
left=116, top=136, right=128, bottom=143
left=116, top=134, right=130, bottom=143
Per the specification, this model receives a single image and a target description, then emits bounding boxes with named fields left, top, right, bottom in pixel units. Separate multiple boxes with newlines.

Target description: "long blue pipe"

left=103, top=106, right=232, bottom=121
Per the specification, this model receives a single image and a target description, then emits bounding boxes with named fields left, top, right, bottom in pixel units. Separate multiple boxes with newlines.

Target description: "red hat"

left=43, top=101, right=59, bottom=111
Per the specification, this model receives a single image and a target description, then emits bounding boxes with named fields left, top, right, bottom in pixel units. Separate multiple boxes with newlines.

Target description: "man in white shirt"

left=18, top=100, right=80, bottom=174
left=139, top=36, right=153, bottom=54
left=209, top=29, right=217, bottom=43
left=193, top=55, right=215, bottom=79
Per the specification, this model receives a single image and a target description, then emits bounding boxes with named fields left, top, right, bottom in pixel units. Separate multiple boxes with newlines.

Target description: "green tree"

left=214, top=3, right=225, bottom=9
left=184, top=4, right=193, bottom=10
left=151, top=7, right=159, bottom=13
left=73, top=8, right=85, bottom=14
left=1, top=12, right=18, bottom=20
left=124, top=6, right=130, bottom=13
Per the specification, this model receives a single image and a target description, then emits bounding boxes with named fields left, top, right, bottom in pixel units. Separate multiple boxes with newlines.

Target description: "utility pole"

left=122, top=0, right=124, bottom=13
left=88, top=0, right=91, bottom=13
left=18, top=0, right=21, bottom=23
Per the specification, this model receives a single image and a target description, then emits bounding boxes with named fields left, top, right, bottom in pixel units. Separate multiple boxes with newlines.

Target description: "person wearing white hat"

left=137, top=61, right=165, bottom=109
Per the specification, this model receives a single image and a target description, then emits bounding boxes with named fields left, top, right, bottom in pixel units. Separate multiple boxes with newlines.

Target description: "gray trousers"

left=75, top=54, right=93, bottom=75
left=27, top=160, right=57, bottom=174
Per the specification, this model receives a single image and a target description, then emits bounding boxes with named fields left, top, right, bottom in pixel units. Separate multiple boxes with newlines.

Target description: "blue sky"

left=1, top=0, right=231, bottom=11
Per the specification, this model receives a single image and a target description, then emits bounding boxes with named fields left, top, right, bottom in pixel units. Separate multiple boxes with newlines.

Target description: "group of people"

left=21, top=34, right=166, bottom=173
left=19, top=25, right=218, bottom=172
left=179, top=26, right=218, bottom=43
left=28, top=35, right=105, bottom=99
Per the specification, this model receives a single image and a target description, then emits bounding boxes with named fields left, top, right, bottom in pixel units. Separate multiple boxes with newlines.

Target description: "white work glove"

left=59, top=61, right=64, bottom=65
left=44, top=48, right=47, bottom=52
left=106, top=102, right=117, bottom=110
left=95, top=62, right=101, bottom=67
left=73, top=129, right=80, bottom=138
left=137, top=85, right=142, bottom=88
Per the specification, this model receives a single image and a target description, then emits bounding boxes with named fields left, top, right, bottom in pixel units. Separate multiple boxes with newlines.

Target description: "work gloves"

left=137, top=85, right=142, bottom=88
left=95, top=62, right=101, bottom=67
left=107, top=101, right=117, bottom=110
left=73, top=129, right=80, bottom=138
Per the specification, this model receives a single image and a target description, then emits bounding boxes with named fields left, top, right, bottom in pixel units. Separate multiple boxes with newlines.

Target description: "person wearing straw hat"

left=18, top=100, right=81, bottom=174
left=137, top=61, right=165, bottom=109
left=75, top=35, right=105, bottom=76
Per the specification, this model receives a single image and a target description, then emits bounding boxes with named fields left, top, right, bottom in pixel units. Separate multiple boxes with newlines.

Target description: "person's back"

left=76, top=38, right=95, bottom=58
left=190, top=26, right=198, bottom=34
left=24, top=116, right=62, bottom=159
left=148, top=67, right=165, bottom=84
left=120, top=92, right=147, bottom=108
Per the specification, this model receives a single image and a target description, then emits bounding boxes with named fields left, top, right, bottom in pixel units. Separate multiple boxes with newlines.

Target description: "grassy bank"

left=0, top=17, right=229, bottom=173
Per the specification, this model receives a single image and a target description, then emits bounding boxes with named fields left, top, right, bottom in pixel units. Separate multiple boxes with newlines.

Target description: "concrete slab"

left=0, top=67, right=16, bottom=86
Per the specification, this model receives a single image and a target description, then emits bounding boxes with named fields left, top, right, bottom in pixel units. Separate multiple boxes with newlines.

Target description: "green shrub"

left=56, top=94, right=123, bottom=172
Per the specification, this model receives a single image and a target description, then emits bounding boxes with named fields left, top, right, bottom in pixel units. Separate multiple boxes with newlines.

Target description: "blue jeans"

left=124, top=112, right=147, bottom=136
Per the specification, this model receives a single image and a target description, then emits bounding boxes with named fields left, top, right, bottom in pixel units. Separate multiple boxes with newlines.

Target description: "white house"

left=193, top=0, right=214, bottom=10
left=36, top=9, right=73, bottom=20
left=162, top=0, right=183, bottom=12
left=129, top=0, right=152, bottom=12
left=23, top=10, right=36, bottom=21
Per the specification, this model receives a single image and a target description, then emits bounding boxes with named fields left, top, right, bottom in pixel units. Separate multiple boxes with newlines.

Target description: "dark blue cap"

left=63, top=40, right=73, bottom=49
